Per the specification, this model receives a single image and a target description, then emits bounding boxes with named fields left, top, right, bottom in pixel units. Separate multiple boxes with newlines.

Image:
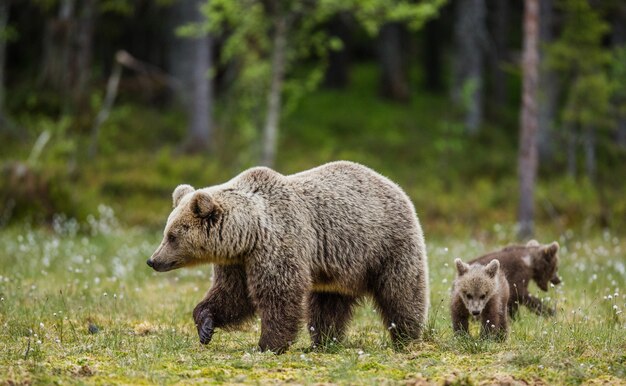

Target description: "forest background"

left=1, top=0, right=626, bottom=384
left=1, top=0, right=625, bottom=237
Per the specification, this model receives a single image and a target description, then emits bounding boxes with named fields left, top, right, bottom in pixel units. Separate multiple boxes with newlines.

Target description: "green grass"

left=1, top=215, right=625, bottom=385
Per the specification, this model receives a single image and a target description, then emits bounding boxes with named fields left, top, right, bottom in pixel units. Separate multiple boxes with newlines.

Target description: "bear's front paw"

left=193, top=304, right=215, bottom=345
left=198, top=316, right=214, bottom=344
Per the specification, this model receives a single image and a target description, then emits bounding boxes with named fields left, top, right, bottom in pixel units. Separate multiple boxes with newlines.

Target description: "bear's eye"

left=480, top=294, right=486, bottom=300
left=466, top=293, right=473, bottom=300
left=167, top=233, right=177, bottom=243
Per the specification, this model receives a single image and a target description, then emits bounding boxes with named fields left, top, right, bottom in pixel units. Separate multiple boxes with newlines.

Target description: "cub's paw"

left=193, top=304, right=215, bottom=345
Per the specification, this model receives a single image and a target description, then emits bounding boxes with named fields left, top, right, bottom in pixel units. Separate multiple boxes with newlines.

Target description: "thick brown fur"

left=148, top=161, right=429, bottom=353
left=450, top=259, right=509, bottom=341
left=470, top=240, right=561, bottom=319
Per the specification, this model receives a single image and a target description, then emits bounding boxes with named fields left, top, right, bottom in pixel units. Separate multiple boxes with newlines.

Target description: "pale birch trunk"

left=261, top=15, right=287, bottom=167
left=518, top=0, right=540, bottom=239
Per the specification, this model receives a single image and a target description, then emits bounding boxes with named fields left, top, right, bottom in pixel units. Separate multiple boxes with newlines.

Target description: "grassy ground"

left=1, top=213, right=625, bottom=385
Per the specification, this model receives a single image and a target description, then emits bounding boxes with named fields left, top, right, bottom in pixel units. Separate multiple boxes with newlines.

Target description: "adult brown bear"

left=148, top=161, right=429, bottom=353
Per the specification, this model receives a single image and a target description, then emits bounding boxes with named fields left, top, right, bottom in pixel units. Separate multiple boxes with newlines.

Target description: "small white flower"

left=388, top=322, right=396, bottom=330
left=103, top=292, right=108, bottom=297
left=300, top=354, right=306, bottom=360
left=39, top=322, right=44, bottom=328
left=357, top=349, right=364, bottom=355
left=309, top=326, right=315, bottom=332
left=491, top=324, right=495, bottom=328
left=36, top=340, right=42, bottom=344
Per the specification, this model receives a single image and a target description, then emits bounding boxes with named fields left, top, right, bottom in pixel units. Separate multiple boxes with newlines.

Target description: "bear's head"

left=454, top=258, right=501, bottom=317
left=147, top=184, right=223, bottom=272
left=527, top=240, right=561, bottom=291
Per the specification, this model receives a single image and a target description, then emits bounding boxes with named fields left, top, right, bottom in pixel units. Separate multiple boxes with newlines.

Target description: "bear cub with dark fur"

left=470, top=240, right=561, bottom=318
left=147, top=161, right=429, bottom=353
left=451, top=259, right=510, bottom=340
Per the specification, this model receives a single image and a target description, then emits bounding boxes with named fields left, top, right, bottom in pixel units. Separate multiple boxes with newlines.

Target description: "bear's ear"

left=526, top=239, right=540, bottom=247
left=455, top=258, right=469, bottom=276
left=173, top=184, right=195, bottom=208
left=484, top=259, right=500, bottom=278
left=541, top=241, right=559, bottom=260
left=190, top=191, right=221, bottom=220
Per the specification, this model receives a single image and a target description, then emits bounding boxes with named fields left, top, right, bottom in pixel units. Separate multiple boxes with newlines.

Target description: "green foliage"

left=547, top=0, right=613, bottom=128
left=198, top=0, right=447, bottom=163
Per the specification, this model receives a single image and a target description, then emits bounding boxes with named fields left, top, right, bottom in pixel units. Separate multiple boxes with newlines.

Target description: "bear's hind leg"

left=371, top=262, right=428, bottom=347
left=308, top=292, right=356, bottom=347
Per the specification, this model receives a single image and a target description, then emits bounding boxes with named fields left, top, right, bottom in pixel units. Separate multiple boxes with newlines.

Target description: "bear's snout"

left=146, top=257, right=176, bottom=272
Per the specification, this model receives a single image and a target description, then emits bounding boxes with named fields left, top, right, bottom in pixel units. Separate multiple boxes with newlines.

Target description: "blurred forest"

left=1, top=0, right=625, bottom=238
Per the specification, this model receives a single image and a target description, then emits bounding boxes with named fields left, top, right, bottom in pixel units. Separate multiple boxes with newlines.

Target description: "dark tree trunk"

left=323, top=14, right=350, bottom=89
left=40, top=0, right=75, bottom=94
left=612, top=4, right=626, bottom=148
left=175, top=0, right=214, bottom=154
left=566, top=122, right=578, bottom=177
left=538, top=0, right=558, bottom=161
left=583, top=125, right=596, bottom=182
left=453, top=0, right=487, bottom=134
left=518, top=0, right=540, bottom=240
left=261, top=15, right=288, bottom=167
left=489, top=0, right=509, bottom=105
left=0, top=1, right=8, bottom=115
left=377, top=22, right=410, bottom=102
left=39, top=0, right=95, bottom=114
left=423, top=17, right=443, bottom=92
left=70, top=0, right=95, bottom=111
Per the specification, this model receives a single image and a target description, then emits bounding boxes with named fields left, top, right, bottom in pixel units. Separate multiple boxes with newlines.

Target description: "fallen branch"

left=88, top=50, right=182, bottom=158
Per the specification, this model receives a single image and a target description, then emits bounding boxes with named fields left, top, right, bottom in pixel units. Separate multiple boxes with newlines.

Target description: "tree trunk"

left=423, top=17, right=443, bottom=92
left=377, top=22, right=410, bottom=102
left=566, top=123, right=577, bottom=177
left=489, top=0, right=509, bottom=105
left=612, top=5, right=626, bottom=148
left=261, top=15, right=288, bottom=167
left=517, top=0, right=540, bottom=240
left=40, top=0, right=75, bottom=93
left=583, top=125, right=596, bottom=182
left=323, top=14, right=350, bottom=89
left=71, top=0, right=95, bottom=109
left=178, top=0, right=213, bottom=154
left=453, top=0, right=487, bottom=134
left=537, top=0, right=558, bottom=161
left=0, top=1, right=8, bottom=115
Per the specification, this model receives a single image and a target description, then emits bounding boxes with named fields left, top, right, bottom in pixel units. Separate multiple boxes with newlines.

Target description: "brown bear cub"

left=451, top=259, right=510, bottom=340
left=470, top=240, right=561, bottom=319
left=147, top=161, right=429, bottom=353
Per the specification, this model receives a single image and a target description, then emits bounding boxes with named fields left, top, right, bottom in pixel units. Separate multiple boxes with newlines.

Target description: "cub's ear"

left=541, top=241, right=560, bottom=260
left=173, top=184, right=195, bottom=208
left=455, top=258, right=470, bottom=276
left=190, top=191, right=222, bottom=220
left=526, top=239, right=540, bottom=247
left=484, top=259, right=500, bottom=278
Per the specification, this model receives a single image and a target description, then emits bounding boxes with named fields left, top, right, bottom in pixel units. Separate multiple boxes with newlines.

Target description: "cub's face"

left=530, top=241, right=560, bottom=291
left=455, top=259, right=500, bottom=317
left=147, top=185, right=222, bottom=272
